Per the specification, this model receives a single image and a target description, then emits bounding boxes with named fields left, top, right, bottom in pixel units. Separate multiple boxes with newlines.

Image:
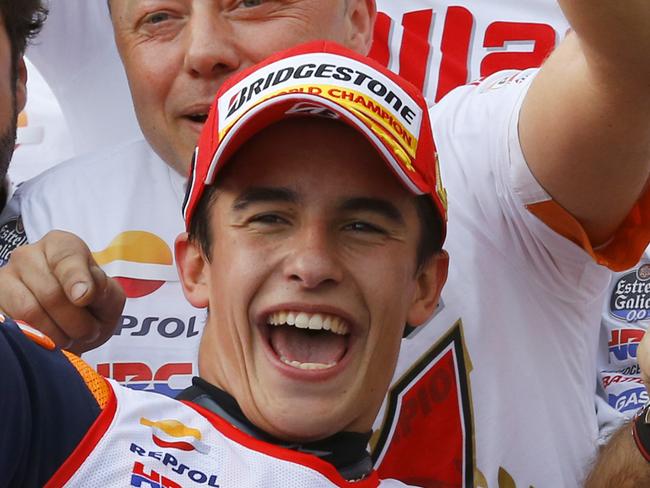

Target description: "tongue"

left=270, top=326, right=347, bottom=364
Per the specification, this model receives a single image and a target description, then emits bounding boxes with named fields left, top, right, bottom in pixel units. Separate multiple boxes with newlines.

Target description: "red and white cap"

left=183, top=41, right=447, bottom=239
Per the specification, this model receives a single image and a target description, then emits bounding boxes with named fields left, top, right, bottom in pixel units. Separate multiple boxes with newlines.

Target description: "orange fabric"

left=61, top=350, right=111, bottom=410
left=14, top=321, right=56, bottom=350
left=527, top=186, right=650, bottom=272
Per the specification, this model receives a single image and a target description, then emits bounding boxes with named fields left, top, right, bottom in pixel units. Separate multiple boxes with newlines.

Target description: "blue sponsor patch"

left=608, top=386, right=649, bottom=414
left=610, top=264, right=650, bottom=322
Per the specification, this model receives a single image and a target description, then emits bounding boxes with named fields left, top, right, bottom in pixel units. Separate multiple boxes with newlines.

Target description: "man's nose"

left=184, top=12, right=241, bottom=77
left=283, top=227, right=344, bottom=290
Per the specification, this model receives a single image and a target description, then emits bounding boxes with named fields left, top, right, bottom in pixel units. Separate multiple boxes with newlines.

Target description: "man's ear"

left=175, top=232, right=210, bottom=308
left=407, top=250, right=449, bottom=327
left=344, top=0, right=376, bottom=55
left=15, top=57, right=27, bottom=114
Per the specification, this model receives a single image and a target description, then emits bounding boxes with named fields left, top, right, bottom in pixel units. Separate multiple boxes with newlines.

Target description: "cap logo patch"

left=218, top=54, right=423, bottom=164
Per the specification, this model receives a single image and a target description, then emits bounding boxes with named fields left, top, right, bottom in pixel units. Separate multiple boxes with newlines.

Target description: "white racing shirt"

left=52, top=379, right=411, bottom=488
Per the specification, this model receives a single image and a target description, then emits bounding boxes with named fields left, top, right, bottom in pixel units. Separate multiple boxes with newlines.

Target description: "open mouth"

left=265, top=311, right=351, bottom=371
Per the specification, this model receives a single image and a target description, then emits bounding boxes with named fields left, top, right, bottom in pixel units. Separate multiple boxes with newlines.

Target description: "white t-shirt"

left=372, top=69, right=617, bottom=487
left=4, top=70, right=643, bottom=487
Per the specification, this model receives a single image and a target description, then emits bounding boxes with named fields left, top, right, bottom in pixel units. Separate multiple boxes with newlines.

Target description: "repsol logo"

left=610, top=264, right=650, bottom=322
left=130, top=445, right=219, bottom=487
left=130, top=448, right=219, bottom=488
left=115, top=315, right=201, bottom=339
left=226, top=62, right=417, bottom=126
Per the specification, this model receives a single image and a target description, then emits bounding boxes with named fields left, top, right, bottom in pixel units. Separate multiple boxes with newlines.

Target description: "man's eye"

left=241, top=0, right=263, bottom=7
left=250, top=214, right=287, bottom=225
left=143, top=12, right=171, bottom=24
left=344, top=221, right=385, bottom=234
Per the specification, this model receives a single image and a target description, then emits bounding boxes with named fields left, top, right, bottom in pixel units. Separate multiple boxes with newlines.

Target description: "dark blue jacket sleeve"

left=0, top=318, right=101, bottom=487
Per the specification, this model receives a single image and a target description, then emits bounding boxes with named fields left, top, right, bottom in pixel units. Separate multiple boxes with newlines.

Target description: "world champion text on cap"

left=219, top=53, right=424, bottom=137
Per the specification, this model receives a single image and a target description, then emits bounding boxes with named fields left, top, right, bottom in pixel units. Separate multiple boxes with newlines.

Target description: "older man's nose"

left=184, top=14, right=241, bottom=77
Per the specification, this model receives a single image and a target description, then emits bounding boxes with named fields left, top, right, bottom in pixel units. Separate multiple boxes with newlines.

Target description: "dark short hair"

left=188, top=184, right=444, bottom=273
left=0, top=0, right=48, bottom=79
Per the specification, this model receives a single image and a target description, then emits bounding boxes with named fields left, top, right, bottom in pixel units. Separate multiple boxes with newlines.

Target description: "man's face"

left=177, top=118, right=446, bottom=441
left=109, top=0, right=374, bottom=174
left=0, top=18, right=26, bottom=184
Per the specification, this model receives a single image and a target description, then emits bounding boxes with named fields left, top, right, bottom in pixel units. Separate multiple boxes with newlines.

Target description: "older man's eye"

left=144, top=11, right=171, bottom=24
left=241, top=0, right=264, bottom=7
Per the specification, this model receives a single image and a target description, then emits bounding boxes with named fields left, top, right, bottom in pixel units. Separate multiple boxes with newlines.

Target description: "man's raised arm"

left=519, top=0, right=650, bottom=246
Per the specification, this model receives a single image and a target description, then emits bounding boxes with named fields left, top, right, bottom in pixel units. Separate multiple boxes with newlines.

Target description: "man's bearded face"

left=0, top=93, right=17, bottom=183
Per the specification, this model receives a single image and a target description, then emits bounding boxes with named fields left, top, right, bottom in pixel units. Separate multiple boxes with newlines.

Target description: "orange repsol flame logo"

left=92, top=231, right=174, bottom=299
left=140, top=418, right=211, bottom=454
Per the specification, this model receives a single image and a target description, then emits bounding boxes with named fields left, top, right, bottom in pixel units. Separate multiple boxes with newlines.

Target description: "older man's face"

left=109, top=0, right=375, bottom=175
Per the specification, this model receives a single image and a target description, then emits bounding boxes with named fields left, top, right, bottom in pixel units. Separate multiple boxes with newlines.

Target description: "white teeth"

left=266, top=311, right=350, bottom=335
left=322, top=315, right=332, bottom=331
left=308, top=314, right=323, bottom=330
left=280, top=356, right=337, bottom=370
left=295, top=312, right=309, bottom=329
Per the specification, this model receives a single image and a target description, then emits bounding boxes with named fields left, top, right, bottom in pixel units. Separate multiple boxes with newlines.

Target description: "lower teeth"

left=280, top=356, right=337, bottom=370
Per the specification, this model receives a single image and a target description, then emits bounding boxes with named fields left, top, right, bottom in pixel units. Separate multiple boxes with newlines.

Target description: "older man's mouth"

left=266, top=311, right=350, bottom=371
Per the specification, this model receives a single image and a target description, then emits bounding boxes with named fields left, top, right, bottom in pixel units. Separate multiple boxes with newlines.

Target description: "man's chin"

left=259, top=410, right=353, bottom=443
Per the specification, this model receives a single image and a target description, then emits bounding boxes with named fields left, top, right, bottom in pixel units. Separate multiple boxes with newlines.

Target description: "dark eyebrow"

left=340, top=197, right=405, bottom=225
left=232, top=187, right=298, bottom=211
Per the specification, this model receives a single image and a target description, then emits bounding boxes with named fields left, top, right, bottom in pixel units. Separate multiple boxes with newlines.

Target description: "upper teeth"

left=267, top=311, right=349, bottom=335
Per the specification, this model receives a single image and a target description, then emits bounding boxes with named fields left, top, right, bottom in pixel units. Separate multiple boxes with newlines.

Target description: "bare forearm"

left=519, top=0, right=650, bottom=244
left=586, top=422, right=650, bottom=488
left=556, top=0, right=650, bottom=78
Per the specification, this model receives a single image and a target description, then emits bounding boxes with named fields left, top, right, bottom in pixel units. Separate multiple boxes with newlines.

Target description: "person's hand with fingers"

left=0, top=230, right=125, bottom=354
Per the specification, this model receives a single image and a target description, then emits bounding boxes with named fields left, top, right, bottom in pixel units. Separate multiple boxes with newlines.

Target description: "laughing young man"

left=0, top=43, right=447, bottom=487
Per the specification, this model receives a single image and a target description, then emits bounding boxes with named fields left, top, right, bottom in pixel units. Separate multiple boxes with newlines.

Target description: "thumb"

left=87, top=266, right=126, bottom=326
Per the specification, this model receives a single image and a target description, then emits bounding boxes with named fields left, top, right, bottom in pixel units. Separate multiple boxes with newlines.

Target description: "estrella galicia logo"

left=608, top=386, right=649, bottom=414
left=610, top=264, right=650, bottom=322
left=0, top=217, right=28, bottom=266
